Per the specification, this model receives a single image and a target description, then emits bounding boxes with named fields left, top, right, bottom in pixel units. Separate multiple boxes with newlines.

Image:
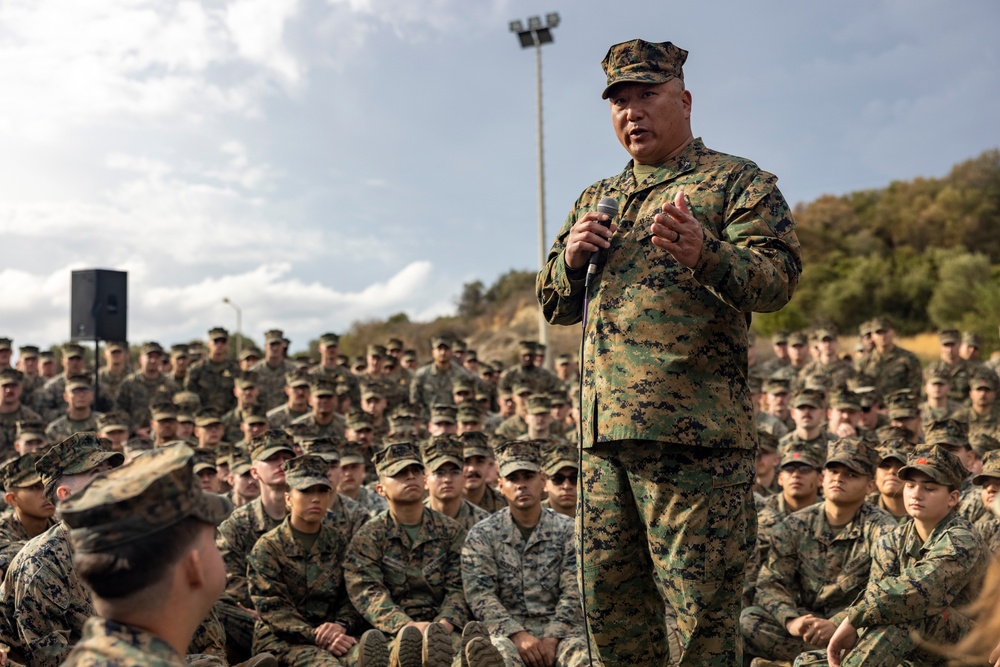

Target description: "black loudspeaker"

left=71, top=270, right=128, bottom=341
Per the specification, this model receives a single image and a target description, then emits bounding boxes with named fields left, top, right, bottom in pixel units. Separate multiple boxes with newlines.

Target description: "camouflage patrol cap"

left=771, top=330, right=789, bottom=344
left=229, top=449, right=253, bottom=476
left=39, top=350, right=54, bottom=360
left=239, top=348, right=262, bottom=362
left=555, top=353, right=573, bottom=366
left=97, top=411, right=130, bottom=434
left=386, top=338, right=404, bottom=353
left=526, top=395, right=552, bottom=415
left=150, top=403, right=177, bottom=421
left=283, top=422, right=317, bottom=442
left=310, top=378, right=338, bottom=397
left=885, top=390, right=919, bottom=420
left=264, top=329, right=287, bottom=345
left=970, top=373, right=997, bottom=392
left=388, top=415, right=417, bottom=435
left=36, top=433, right=125, bottom=498
left=456, top=403, right=483, bottom=423
left=495, top=440, right=542, bottom=477
left=460, top=431, right=493, bottom=459
left=249, top=429, right=296, bottom=462
left=192, top=449, right=217, bottom=474
left=430, top=404, right=458, bottom=425
left=2, top=450, right=46, bottom=490
left=791, top=389, right=824, bottom=410
left=756, top=429, right=779, bottom=454
left=970, top=432, right=1000, bottom=458
left=351, top=356, right=367, bottom=371
left=62, top=343, right=85, bottom=358
left=452, top=377, right=475, bottom=394
left=541, top=440, right=578, bottom=475
left=0, top=337, right=11, bottom=351
left=234, top=373, right=258, bottom=390
left=170, top=344, right=189, bottom=357
left=973, top=450, right=1000, bottom=485
left=60, top=443, right=232, bottom=554
left=361, top=386, right=384, bottom=401
left=875, top=440, right=909, bottom=466
left=16, top=419, right=47, bottom=441
left=811, top=328, right=837, bottom=342
left=0, top=369, right=23, bottom=386
left=452, top=339, right=468, bottom=353
left=346, top=411, right=374, bottom=432
left=825, top=438, right=879, bottom=476
left=374, top=441, right=423, bottom=477
left=938, top=329, right=960, bottom=345
left=829, top=388, right=861, bottom=412
left=18, top=345, right=39, bottom=359
left=962, top=331, right=982, bottom=347
left=858, top=320, right=875, bottom=336
left=464, top=350, right=478, bottom=363
left=779, top=446, right=822, bottom=471
left=367, top=344, right=386, bottom=358
left=286, top=369, right=310, bottom=388
left=517, top=340, right=537, bottom=355
left=924, top=419, right=969, bottom=449
left=600, top=39, right=687, bottom=100
left=511, top=381, right=534, bottom=397
left=283, top=454, right=331, bottom=490
left=870, top=317, right=893, bottom=333
left=173, top=391, right=201, bottom=412
left=340, top=441, right=366, bottom=466
left=431, top=336, right=451, bottom=349
left=898, top=444, right=968, bottom=489
left=194, top=408, right=223, bottom=428
left=762, top=378, right=791, bottom=395
left=787, top=332, right=808, bottom=347
left=300, top=436, right=341, bottom=463
left=402, top=349, right=417, bottom=361
left=421, top=435, right=465, bottom=471
left=548, top=391, right=569, bottom=407
left=140, top=341, right=164, bottom=356
left=208, top=327, right=229, bottom=340
left=66, top=375, right=93, bottom=391
left=175, top=413, right=194, bottom=425
left=318, top=333, right=340, bottom=347
left=923, top=363, right=951, bottom=384
left=241, top=404, right=268, bottom=425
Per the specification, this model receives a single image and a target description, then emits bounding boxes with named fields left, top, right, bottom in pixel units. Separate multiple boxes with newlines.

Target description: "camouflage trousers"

left=792, top=609, right=974, bottom=667
left=253, top=634, right=364, bottom=667
left=216, top=600, right=255, bottom=663
left=739, top=606, right=810, bottom=662
left=490, top=627, right=593, bottom=667
left=388, top=632, right=462, bottom=667
left=578, top=441, right=756, bottom=667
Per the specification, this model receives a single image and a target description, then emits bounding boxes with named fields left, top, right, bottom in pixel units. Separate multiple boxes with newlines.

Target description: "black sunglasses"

left=551, top=473, right=578, bottom=485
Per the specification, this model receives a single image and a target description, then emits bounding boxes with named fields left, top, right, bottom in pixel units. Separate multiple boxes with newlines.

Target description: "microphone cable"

left=578, top=267, right=595, bottom=667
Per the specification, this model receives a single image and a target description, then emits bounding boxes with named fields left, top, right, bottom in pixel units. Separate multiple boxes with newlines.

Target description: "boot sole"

left=423, top=623, right=452, bottom=667
left=359, top=630, right=389, bottom=667
left=465, top=637, right=505, bottom=667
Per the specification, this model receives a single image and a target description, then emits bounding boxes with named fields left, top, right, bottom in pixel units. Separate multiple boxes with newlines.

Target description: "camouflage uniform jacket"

left=0, top=512, right=56, bottom=575
left=36, top=374, right=74, bottom=423
left=0, top=404, right=43, bottom=457
left=352, top=486, right=389, bottom=518
left=844, top=510, right=989, bottom=628
left=45, top=411, right=103, bottom=443
left=856, top=346, right=922, bottom=400
left=119, top=371, right=178, bottom=412
left=471, top=485, right=509, bottom=514
left=424, top=498, right=490, bottom=533
left=345, top=507, right=469, bottom=633
left=20, top=373, right=46, bottom=414
left=266, top=403, right=309, bottom=430
left=185, top=359, right=239, bottom=413
left=221, top=405, right=256, bottom=444
left=108, top=373, right=151, bottom=433
left=0, top=522, right=93, bottom=667
left=797, top=358, right=855, bottom=392
left=755, top=502, right=896, bottom=627
left=62, top=617, right=185, bottom=666
left=919, top=401, right=961, bottom=427
left=973, top=513, right=1000, bottom=554
left=756, top=411, right=790, bottom=440
left=250, top=358, right=298, bottom=411
left=958, top=491, right=986, bottom=524
left=248, top=504, right=370, bottom=646
left=308, top=364, right=362, bottom=406
left=96, top=367, right=128, bottom=405
left=461, top=507, right=581, bottom=639
left=360, top=372, right=408, bottom=411
left=953, top=405, right=1000, bottom=436
left=290, top=411, right=346, bottom=440
left=497, top=366, right=562, bottom=397
left=777, top=430, right=831, bottom=464
left=537, top=139, right=800, bottom=450
left=217, top=497, right=285, bottom=607
left=494, top=415, right=528, bottom=441
left=409, top=362, right=475, bottom=414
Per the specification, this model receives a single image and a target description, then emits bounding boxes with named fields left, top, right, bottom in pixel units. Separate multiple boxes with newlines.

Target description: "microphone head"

left=596, top=197, right=618, bottom=219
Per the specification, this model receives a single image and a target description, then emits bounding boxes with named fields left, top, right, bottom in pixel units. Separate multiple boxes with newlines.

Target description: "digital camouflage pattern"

left=777, top=430, right=831, bottom=467
left=497, top=365, right=562, bottom=399
left=44, top=412, right=103, bottom=444
left=795, top=511, right=989, bottom=667
left=247, top=503, right=369, bottom=663
left=470, top=484, right=508, bottom=514
left=185, top=358, right=240, bottom=413
left=854, top=345, right=922, bottom=401
left=0, top=403, right=43, bottom=458
left=250, top=358, right=298, bottom=412
left=345, top=506, right=469, bottom=634
left=36, top=374, right=74, bottom=424
left=461, top=507, right=590, bottom=667
left=307, top=364, right=361, bottom=406
left=290, top=411, right=347, bottom=440
left=266, top=403, right=310, bottom=430
left=424, top=496, right=490, bottom=534
left=494, top=415, right=528, bottom=441
left=599, top=39, right=687, bottom=99
left=118, top=370, right=179, bottom=414
left=0, top=523, right=93, bottom=667
left=351, top=485, right=389, bottom=519
left=217, top=497, right=286, bottom=609
left=61, top=617, right=186, bottom=666
left=537, top=138, right=800, bottom=452
left=741, top=502, right=895, bottom=661
left=0, top=511, right=56, bottom=576
left=409, top=362, right=474, bottom=414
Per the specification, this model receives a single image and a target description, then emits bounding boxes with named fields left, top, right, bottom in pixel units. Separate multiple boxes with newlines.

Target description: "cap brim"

left=463, top=447, right=492, bottom=459
left=379, top=458, right=423, bottom=477
left=340, top=455, right=365, bottom=465
left=64, top=450, right=125, bottom=475
left=231, top=463, right=252, bottom=476
left=601, top=73, right=675, bottom=99
left=499, top=461, right=542, bottom=477
left=253, top=445, right=296, bottom=462
left=287, top=475, right=332, bottom=491
left=543, top=460, right=579, bottom=475
left=972, top=471, right=1000, bottom=486
left=193, top=463, right=218, bottom=474
left=898, top=464, right=948, bottom=485
left=427, top=455, right=464, bottom=471
left=10, top=472, right=42, bottom=488
left=824, top=456, right=869, bottom=476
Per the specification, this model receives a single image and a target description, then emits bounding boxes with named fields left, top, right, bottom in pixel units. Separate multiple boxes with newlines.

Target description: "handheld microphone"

left=587, top=197, right=619, bottom=276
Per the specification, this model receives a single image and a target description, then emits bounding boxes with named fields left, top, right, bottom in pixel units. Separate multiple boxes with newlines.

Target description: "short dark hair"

left=74, top=517, right=204, bottom=599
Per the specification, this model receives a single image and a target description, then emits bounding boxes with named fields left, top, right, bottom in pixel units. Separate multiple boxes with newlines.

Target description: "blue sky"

left=0, top=0, right=997, bottom=350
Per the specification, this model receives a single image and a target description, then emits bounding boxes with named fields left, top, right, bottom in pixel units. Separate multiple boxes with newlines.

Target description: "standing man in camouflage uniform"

left=310, top=333, right=362, bottom=406
left=498, top=342, right=561, bottom=397
left=854, top=317, right=922, bottom=399
left=171, top=343, right=192, bottom=385
left=799, top=329, right=854, bottom=391
left=186, top=327, right=241, bottom=413
left=0, top=433, right=124, bottom=667
left=932, top=329, right=973, bottom=401
left=36, top=343, right=89, bottom=423
left=293, top=378, right=348, bottom=439
left=267, top=369, right=312, bottom=429
left=0, top=369, right=43, bottom=457
left=45, top=375, right=103, bottom=443
left=15, top=345, right=45, bottom=411
left=410, top=337, right=474, bottom=415
left=422, top=436, right=490, bottom=532
left=461, top=440, right=591, bottom=667
left=741, top=439, right=895, bottom=664
left=252, top=329, right=298, bottom=411
left=778, top=389, right=832, bottom=465
left=118, top=341, right=178, bottom=413
left=95, top=341, right=130, bottom=410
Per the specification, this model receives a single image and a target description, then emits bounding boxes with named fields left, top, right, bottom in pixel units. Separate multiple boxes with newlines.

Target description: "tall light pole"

left=510, top=12, right=559, bottom=369
left=222, top=297, right=242, bottom=358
